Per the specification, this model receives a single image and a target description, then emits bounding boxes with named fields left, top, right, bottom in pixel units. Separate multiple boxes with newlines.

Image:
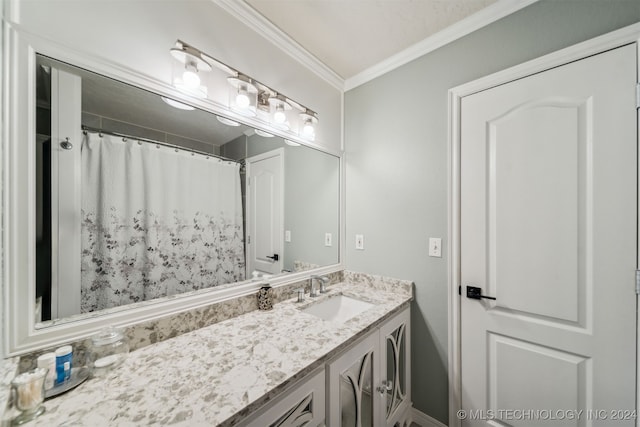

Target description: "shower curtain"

left=80, top=133, right=245, bottom=313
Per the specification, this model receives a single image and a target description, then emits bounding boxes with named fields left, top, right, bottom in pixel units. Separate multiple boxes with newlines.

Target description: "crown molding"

left=344, top=0, right=540, bottom=91
left=213, top=0, right=345, bottom=91
left=214, top=0, right=539, bottom=93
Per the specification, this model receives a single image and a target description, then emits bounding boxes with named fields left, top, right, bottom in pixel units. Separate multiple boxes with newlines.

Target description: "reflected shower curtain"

left=80, top=133, right=245, bottom=313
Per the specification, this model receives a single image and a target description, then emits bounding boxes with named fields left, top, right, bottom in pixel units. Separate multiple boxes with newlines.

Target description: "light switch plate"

left=285, top=230, right=291, bottom=242
left=325, top=233, right=332, bottom=247
left=355, top=234, right=364, bottom=250
left=429, top=237, right=442, bottom=257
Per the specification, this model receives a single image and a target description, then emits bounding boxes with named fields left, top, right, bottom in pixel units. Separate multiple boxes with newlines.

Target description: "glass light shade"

left=236, top=90, right=250, bottom=108
left=302, top=119, right=315, bottom=137
left=268, top=94, right=292, bottom=130
left=171, top=45, right=210, bottom=100
left=228, top=75, right=258, bottom=117
left=299, top=110, right=318, bottom=141
left=274, top=105, right=287, bottom=124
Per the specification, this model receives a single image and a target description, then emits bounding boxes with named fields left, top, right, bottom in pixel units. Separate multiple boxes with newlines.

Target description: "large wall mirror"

left=35, top=54, right=340, bottom=325
left=5, top=29, right=341, bottom=355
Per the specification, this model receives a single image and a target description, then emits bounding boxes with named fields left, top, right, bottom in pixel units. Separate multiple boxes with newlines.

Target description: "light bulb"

left=182, top=63, right=200, bottom=90
left=302, top=119, right=315, bottom=137
left=236, top=86, right=250, bottom=108
left=274, top=104, right=286, bottom=124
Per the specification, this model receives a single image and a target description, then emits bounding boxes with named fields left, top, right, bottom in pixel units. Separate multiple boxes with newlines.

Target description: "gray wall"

left=344, top=1, right=640, bottom=424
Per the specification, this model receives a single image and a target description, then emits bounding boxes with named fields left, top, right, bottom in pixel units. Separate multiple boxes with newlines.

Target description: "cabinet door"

left=243, top=368, right=325, bottom=427
left=379, top=307, right=411, bottom=427
left=327, top=332, right=380, bottom=427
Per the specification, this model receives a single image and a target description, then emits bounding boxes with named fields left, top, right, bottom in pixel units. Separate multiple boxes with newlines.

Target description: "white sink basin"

left=300, top=295, right=374, bottom=323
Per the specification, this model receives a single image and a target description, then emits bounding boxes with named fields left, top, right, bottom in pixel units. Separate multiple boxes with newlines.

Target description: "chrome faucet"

left=310, top=275, right=330, bottom=297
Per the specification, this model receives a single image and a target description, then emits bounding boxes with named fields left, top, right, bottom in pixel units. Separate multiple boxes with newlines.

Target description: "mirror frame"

left=4, top=27, right=344, bottom=356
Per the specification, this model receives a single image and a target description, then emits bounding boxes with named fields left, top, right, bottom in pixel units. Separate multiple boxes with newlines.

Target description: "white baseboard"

left=412, top=408, right=448, bottom=427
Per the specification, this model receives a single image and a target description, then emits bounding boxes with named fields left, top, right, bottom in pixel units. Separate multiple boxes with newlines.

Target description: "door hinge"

left=636, top=83, right=640, bottom=109
left=247, top=235, right=250, bottom=244
left=636, top=270, right=640, bottom=294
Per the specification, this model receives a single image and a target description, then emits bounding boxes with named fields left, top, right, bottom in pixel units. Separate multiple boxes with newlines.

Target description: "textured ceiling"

left=245, top=0, right=498, bottom=79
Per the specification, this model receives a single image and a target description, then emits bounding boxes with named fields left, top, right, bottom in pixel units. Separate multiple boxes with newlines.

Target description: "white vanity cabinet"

left=327, top=306, right=411, bottom=427
left=240, top=368, right=326, bottom=427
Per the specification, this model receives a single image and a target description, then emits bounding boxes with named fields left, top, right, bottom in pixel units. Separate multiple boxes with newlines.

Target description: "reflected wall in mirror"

left=35, top=54, right=339, bottom=325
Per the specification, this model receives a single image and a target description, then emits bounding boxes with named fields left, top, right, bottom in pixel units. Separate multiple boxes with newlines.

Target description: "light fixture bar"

left=171, top=39, right=318, bottom=123
left=171, top=39, right=319, bottom=133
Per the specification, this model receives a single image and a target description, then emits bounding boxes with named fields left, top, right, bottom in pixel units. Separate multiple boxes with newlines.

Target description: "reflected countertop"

left=4, top=274, right=412, bottom=426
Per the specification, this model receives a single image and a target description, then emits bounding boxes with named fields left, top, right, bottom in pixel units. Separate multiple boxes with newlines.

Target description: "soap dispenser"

left=257, top=283, right=274, bottom=310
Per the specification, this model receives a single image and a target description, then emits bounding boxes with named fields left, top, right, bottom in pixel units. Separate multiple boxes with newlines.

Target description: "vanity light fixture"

left=170, top=41, right=213, bottom=99
left=170, top=40, right=320, bottom=140
left=227, top=74, right=258, bottom=117
left=299, top=109, right=318, bottom=140
left=255, top=129, right=274, bottom=138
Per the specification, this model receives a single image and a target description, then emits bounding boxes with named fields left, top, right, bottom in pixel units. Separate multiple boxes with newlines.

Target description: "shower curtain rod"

left=81, top=125, right=243, bottom=164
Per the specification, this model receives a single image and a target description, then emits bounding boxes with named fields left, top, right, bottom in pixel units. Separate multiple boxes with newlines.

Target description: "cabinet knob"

left=376, top=380, right=393, bottom=394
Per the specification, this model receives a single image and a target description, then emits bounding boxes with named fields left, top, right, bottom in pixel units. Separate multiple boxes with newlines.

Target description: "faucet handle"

left=319, top=276, right=329, bottom=293
left=296, top=288, right=305, bottom=303
left=309, top=275, right=320, bottom=297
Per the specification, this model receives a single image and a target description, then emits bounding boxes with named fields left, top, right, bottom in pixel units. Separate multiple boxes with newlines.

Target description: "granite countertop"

left=0, top=357, right=19, bottom=423
left=4, top=278, right=412, bottom=426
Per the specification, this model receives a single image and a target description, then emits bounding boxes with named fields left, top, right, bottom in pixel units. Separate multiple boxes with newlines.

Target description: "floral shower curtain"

left=80, top=133, right=245, bottom=313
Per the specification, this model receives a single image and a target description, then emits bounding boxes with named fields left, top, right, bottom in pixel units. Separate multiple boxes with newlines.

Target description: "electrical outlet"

left=355, top=234, right=364, bottom=250
left=325, top=233, right=332, bottom=247
left=285, top=230, right=291, bottom=242
left=429, top=237, right=442, bottom=257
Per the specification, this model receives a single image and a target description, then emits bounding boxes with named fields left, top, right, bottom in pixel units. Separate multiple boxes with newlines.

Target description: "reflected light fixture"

left=217, top=116, right=241, bottom=127
left=255, top=129, right=274, bottom=138
left=161, top=96, right=195, bottom=111
left=170, top=41, right=212, bottom=99
left=284, top=139, right=301, bottom=147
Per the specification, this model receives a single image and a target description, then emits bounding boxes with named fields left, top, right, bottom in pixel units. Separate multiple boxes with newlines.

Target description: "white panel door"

left=246, top=149, right=284, bottom=275
left=461, top=44, right=637, bottom=426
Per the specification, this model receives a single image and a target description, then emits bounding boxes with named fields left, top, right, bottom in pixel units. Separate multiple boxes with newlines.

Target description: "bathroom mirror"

left=33, top=54, right=340, bottom=326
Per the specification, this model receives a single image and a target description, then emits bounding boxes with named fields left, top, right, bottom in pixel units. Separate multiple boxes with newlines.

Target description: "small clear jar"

left=88, top=326, right=129, bottom=377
